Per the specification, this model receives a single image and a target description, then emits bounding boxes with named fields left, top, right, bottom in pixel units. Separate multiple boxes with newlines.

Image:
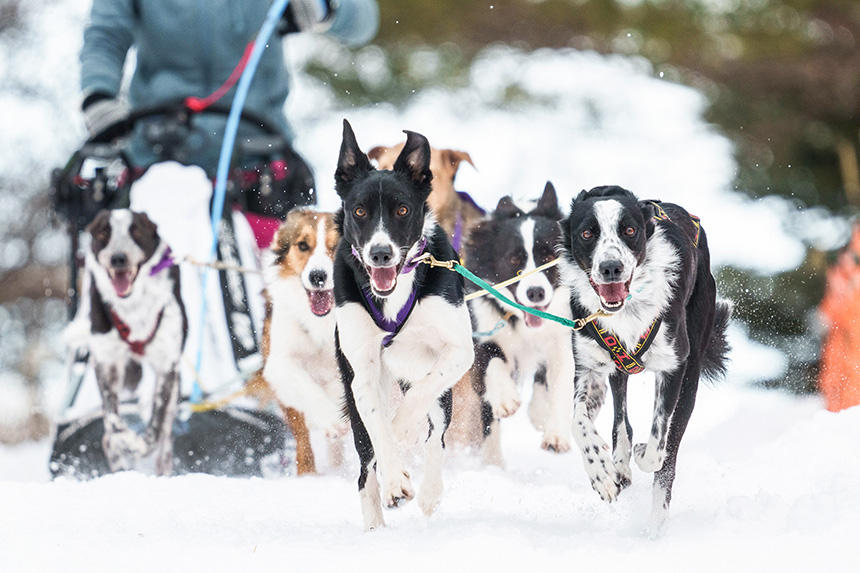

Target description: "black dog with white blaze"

left=80, top=209, right=187, bottom=475
left=333, top=120, right=474, bottom=530
left=559, top=185, right=730, bottom=530
left=466, top=183, right=575, bottom=465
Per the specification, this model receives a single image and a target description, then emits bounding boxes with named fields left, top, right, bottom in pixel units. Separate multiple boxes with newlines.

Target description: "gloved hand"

left=82, top=94, right=129, bottom=137
left=280, top=0, right=334, bottom=34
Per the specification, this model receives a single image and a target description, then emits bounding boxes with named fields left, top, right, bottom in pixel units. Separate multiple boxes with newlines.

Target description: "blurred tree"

left=373, top=0, right=859, bottom=212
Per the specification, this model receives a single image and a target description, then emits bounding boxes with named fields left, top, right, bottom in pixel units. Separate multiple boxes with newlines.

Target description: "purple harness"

left=353, top=237, right=427, bottom=347
left=149, top=247, right=175, bottom=276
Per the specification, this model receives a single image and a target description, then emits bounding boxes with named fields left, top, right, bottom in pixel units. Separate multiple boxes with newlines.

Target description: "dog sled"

left=49, top=100, right=315, bottom=478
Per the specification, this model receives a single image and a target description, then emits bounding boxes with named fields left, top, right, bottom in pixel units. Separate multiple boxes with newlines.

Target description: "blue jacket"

left=80, top=0, right=379, bottom=174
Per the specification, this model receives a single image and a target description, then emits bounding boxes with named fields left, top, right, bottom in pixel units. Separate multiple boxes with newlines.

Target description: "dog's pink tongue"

left=524, top=312, right=544, bottom=328
left=112, top=272, right=132, bottom=297
left=596, top=282, right=629, bottom=304
left=308, top=290, right=334, bottom=316
left=369, top=267, right=397, bottom=292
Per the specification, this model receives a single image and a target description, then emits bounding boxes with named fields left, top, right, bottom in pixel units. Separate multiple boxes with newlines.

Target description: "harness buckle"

left=414, top=252, right=456, bottom=270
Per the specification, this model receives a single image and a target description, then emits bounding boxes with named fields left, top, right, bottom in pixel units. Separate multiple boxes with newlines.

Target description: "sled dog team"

left=82, top=119, right=730, bottom=531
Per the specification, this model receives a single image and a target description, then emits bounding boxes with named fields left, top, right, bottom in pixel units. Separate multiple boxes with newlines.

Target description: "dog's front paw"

left=541, top=430, right=572, bottom=453
left=103, top=430, right=147, bottom=472
left=634, top=443, right=665, bottom=473
left=496, top=384, right=522, bottom=418
left=615, top=459, right=633, bottom=490
left=324, top=419, right=349, bottom=439
left=382, top=470, right=415, bottom=509
left=582, top=449, right=623, bottom=503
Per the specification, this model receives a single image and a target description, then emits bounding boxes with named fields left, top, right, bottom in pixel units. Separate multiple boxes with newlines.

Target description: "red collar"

left=109, top=307, right=165, bottom=355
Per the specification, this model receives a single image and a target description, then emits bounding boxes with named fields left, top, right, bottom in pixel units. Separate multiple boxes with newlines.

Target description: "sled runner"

left=50, top=101, right=314, bottom=478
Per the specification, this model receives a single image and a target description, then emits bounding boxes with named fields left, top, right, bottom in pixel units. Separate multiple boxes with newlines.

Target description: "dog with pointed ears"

left=465, top=182, right=575, bottom=465
left=75, top=209, right=186, bottom=475
left=333, top=120, right=474, bottom=530
left=559, top=185, right=730, bottom=531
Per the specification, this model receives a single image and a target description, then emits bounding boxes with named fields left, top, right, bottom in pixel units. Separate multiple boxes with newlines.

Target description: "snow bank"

left=1, top=385, right=858, bottom=571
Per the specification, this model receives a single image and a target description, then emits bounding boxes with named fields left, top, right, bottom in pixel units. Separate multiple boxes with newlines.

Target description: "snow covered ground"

left=2, top=382, right=859, bottom=572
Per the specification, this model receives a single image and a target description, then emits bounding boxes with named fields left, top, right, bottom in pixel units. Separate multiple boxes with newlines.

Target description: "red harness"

left=109, top=307, right=165, bottom=356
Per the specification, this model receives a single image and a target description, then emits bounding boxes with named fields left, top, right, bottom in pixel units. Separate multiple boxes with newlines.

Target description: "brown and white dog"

left=73, top=209, right=186, bottom=475
left=369, top=142, right=486, bottom=448
left=251, top=208, right=348, bottom=475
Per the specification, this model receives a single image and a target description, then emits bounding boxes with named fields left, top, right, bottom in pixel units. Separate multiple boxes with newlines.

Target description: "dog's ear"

left=335, top=119, right=373, bottom=197
left=493, top=196, right=524, bottom=219
left=638, top=200, right=658, bottom=238
left=440, top=149, right=475, bottom=180
left=393, top=130, right=433, bottom=194
left=559, top=216, right=572, bottom=252
left=532, top=181, right=562, bottom=220
left=85, top=209, right=112, bottom=235
left=135, top=211, right=159, bottom=237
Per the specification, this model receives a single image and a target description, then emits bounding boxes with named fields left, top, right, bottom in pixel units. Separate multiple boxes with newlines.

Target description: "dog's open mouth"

left=590, top=279, right=631, bottom=312
left=307, top=289, right=334, bottom=316
left=522, top=304, right=548, bottom=328
left=367, top=265, right=398, bottom=296
left=109, top=268, right=137, bottom=298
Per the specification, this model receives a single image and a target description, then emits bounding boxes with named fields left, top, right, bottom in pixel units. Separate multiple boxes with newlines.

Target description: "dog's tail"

left=701, top=299, right=733, bottom=382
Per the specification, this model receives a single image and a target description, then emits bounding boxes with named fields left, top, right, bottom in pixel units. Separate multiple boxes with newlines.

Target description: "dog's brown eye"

left=624, top=226, right=636, bottom=236
left=397, top=205, right=409, bottom=217
left=581, top=229, right=593, bottom=240
left=354, top=207, right=366, bottom=218
left=297, top=241, right=310, bottom=252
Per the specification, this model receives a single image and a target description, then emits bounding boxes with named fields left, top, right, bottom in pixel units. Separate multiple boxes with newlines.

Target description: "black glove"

left=279, top=0, right=334, bottom=35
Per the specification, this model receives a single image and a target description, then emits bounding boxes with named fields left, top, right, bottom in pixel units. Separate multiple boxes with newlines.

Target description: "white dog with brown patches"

left=259, top=208, right=348, bottom=472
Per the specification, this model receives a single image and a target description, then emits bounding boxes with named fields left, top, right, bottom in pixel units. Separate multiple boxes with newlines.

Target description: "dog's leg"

left=650, top=369, right=700, bottom=536
left=340, top=341, right=386, bottom=529
left=418, top=389, right=451, bottom=516
left=391, top=340, right=474, bottom=446
left=633, top=366, right=686, bottom=474
left=97, top=361, right=146, bottom=472
left=283, top=406, right=316, bottom=475
left=527, top=366, right=549, bottom=431
left=145, top=366, right=180, bottom=476
left=634, top=322, right=692, bottom=474
left=328, top=437, right=344, bottom=469
left=609, top=371, right=633, bottom=490
left=540, top=346, right=576, bottom=453
left=336, top=318, right=413, bottom=515
left=572, top=368, right=622, bottom=502
left=485, top=357, right=521, bottom=419
left=649, top=302, right=710, bottom=533
left=265, top=357, right=348, bottom=439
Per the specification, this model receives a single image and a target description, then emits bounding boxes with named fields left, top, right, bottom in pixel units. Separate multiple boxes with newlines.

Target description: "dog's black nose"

left=599, top=260, right=624, bottom=282
left=369, top=244, right=394, bottom=267
left=110, top=253, right=129, bottom=268
left=526, top=286, right=545, bottom=303
left=308, top=269, right=327, bottom=288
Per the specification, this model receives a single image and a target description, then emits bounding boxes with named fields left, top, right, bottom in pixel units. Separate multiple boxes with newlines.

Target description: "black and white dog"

left=74, top=209, right=187, bottom=475
left=333, top=120, right=474, bottom=530
left=466, top=183, right=575, bottom=465
left=559, top=186, right=730, bottom=529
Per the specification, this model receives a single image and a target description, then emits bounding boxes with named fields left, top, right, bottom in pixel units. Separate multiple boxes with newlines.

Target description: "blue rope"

left=192, top=0, right=291, bottom=402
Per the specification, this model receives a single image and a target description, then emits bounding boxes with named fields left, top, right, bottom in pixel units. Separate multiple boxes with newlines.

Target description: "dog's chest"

left=472, top=294, right=569, bottom=373
left=575, top=318, right=679, bottom=376
left=90, top=276, right=184, bottom=367
left=380, top=296, right=470, bottom=383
